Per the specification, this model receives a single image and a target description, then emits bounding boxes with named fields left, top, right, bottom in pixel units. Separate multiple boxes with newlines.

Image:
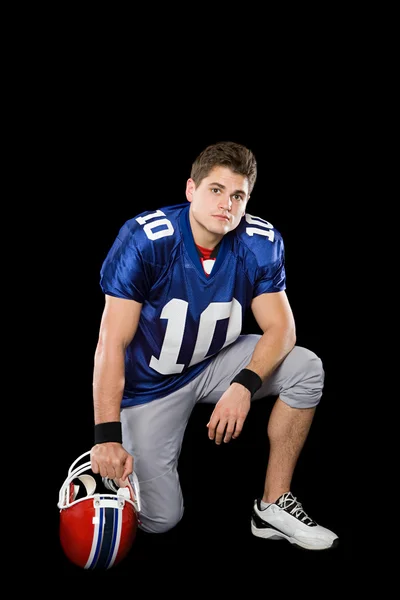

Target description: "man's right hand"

left=91, top=442, right=134, bottom=481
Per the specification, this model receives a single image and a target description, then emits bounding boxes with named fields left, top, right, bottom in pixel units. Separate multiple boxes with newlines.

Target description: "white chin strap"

left=72, top=474, right=97, bottom=500
left=103, top=473, right=141, bottom=513
left=129, top=471, right=141, bottom=513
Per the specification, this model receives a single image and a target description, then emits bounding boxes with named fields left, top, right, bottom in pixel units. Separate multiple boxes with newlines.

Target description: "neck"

left=189, top=211, right=223, bottom=249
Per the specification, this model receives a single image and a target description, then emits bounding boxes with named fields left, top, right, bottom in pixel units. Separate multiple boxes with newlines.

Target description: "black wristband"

left=230, top=368, right=262, bottom=397
left=94, top=421, right=122, bottom=444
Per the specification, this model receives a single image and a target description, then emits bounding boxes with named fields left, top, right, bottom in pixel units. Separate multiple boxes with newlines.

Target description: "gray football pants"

left=121, top=335, right=324, bottom=534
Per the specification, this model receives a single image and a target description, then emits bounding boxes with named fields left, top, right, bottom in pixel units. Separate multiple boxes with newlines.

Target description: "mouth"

left=212, top=215, right=230, bottom=222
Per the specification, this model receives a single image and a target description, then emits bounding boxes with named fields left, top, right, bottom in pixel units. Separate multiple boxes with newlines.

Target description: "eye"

left=211, top=188, right=221, bottom=194
left=232, top=194, right=243, bottom=201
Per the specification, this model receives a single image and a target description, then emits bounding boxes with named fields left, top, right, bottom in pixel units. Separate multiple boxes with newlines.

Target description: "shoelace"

left=278, top=492, right=316, bottom=525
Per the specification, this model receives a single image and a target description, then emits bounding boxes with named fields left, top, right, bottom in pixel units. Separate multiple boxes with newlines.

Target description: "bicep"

left=250, top=291, right=295, bottom=333
left=98, top=294, right=143, bottom=349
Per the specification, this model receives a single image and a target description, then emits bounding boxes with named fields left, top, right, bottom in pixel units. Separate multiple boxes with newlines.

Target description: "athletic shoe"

left=251, top=491, right=339, bottom=550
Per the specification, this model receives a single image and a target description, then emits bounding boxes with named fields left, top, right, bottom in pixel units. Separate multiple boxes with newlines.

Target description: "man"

left=90, top=141, right=338, bottom=551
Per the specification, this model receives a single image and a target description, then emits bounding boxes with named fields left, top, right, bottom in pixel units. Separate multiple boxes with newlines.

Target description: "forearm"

left=245, top=325, right=296, bottom=381
left=93, top=343, right=126, bottom=424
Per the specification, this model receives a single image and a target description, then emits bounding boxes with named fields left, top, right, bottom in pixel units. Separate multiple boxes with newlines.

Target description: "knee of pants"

left=280, top=346, right=325, bottom=409
left=138, top=504, right=184, bottom=534
left=135, top=472, right=185, bottom=534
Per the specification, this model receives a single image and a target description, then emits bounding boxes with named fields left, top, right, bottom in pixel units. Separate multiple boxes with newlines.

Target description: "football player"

left=90, top=141, right=338, bottom=551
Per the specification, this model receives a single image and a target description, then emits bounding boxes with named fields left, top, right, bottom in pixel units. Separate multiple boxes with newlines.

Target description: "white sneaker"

left=251, top=491, right=339, bottom=550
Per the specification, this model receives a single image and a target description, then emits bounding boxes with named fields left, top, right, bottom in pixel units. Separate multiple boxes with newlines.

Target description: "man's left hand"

left=206, top=383, right=251, bottom=444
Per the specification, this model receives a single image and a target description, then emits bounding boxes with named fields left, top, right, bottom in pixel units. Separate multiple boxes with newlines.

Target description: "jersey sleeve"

left=236, top=214, right=287, bottom=298
left=253, top=233, right=286, bottom=297
left=100, top=220, right=151, bottom=303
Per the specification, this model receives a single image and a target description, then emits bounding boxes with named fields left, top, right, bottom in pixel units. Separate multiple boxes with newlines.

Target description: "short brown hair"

left=190, top=141, right=257, bottom=194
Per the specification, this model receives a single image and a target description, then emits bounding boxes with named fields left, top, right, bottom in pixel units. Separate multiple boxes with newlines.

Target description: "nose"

left=218, top=194, right=232, bottom=211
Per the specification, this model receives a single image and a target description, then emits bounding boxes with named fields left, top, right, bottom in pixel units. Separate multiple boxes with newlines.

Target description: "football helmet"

left=58, top=450, right=141, bottom=570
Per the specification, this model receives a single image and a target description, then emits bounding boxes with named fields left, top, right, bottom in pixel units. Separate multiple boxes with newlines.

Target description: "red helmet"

left=58, top=450, right=141, bottom=570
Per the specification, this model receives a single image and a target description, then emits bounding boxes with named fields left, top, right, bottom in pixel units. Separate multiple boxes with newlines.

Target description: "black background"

left=32, top=40, right=364, bottom=585
left=47, top=124, right=357, bottom=581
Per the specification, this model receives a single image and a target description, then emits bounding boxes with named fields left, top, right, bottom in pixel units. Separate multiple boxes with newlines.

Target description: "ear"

left=185, top=178, right=195, bottom=203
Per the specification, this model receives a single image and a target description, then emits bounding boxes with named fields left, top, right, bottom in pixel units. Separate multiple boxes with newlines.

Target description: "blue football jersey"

left=100, top=203, right=286, bottom=407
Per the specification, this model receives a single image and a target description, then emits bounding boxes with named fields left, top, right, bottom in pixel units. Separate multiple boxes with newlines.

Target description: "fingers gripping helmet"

left=58, top=450, right=141, bottom=570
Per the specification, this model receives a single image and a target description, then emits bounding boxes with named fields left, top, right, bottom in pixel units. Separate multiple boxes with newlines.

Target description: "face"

left=186, top=166, right=250, bottom=247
